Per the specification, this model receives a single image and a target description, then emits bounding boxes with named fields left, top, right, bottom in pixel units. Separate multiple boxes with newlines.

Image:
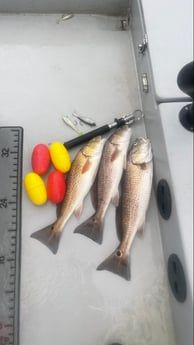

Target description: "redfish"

left=31, top=136, right=105, bottom=254
left=97, top=137, right=153, bottom=280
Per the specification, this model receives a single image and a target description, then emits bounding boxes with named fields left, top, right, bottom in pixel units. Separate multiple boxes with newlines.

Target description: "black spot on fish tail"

left=31, top=223, right=61, bottom=254
left=74, top=215, right=104, bottom=244
left=97, top=249, right=131, bottom=281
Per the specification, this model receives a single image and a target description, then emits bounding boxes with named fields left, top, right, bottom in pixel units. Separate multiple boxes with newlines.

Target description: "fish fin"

left=111, top=148, right=121, bottom=162
left=90, top=175, right=98, bottom=210
left=111, top=190, right=119, bottom=207
left=74, top=202, right=83, bottom=218
left=82, top=159, right=92, bottom=174
left=97, top=249, right=130, bottom=281
left=56, top=202, right=63, bottom=218
left=137, top=221, right=145, bottom=236
left=74, top=215, right=104, bottom=244
left=31, top=223, right=61, bottom=254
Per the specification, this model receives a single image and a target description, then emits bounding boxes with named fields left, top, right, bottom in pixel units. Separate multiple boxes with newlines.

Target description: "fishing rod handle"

left=64, top=124, right=111, bottom=149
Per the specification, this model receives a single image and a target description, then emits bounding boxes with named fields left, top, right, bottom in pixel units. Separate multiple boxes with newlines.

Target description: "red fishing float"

left=31, top=144, right=50, bottom=175
left=47, top=170, right=66, bottom=204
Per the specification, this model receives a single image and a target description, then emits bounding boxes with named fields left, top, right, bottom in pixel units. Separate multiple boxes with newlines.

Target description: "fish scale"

left=120, top=161, right=153, bottom=251
left=95, top=161, right=119, bottom=217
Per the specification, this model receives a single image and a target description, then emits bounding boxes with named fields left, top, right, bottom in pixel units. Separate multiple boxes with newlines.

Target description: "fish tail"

left=97, top=249, right=130, bottom=281
left=31, top=222, right=61, bottom=254
left=74, top=215, right=104, bottom=244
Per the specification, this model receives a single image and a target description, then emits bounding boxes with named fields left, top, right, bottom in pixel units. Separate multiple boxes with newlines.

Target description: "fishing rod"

left=64, top=109, right=144, bottom=149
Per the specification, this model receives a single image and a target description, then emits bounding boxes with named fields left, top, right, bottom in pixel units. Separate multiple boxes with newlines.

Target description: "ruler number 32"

left=1, top=148, right=10, bottom=158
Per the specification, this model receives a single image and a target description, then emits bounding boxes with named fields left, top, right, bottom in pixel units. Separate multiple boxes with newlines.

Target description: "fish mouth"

left=134, top=137, right=150, bottom=145
left=81, top=137, right=105, bottom=157
left=110, top=127, right=132, bottom=145
left=131, top=137, right=152, bottom=164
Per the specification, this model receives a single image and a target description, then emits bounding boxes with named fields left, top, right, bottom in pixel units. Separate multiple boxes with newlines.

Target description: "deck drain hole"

left=157, top=179, right=172, bottom=220
left=174, top=281, right=178, bottom=294
left=116, top=250, right=122, bottom=257
left=161, top=185, right=165, bottom=194
left=173, top=261, right=177, bottom=274
left=168, top=254, right=186, bottom=302
left=161, top=202, right=165, bottom=213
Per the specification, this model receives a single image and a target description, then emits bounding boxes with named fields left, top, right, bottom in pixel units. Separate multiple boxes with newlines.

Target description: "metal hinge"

left=141, top=73, right=149, bottom=93
left=138, top=34, right=148, bottom=54
left=120, top=8, right=131, bottom=30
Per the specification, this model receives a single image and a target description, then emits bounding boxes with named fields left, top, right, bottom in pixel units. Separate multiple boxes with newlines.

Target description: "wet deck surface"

left=0, top=14, right=176, bottom=345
